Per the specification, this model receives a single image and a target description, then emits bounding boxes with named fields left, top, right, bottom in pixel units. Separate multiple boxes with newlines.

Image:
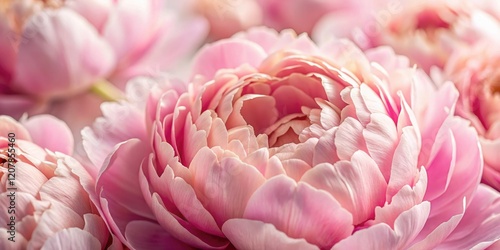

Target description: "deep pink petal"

left=124, top=220, right=192, bottom=250
left=0, top=95, right=43, bottom=120
left=0, top=18, right=16, bottom=85
left=426, top=117, right=482, bottom=220
left=435, top=185, right=500, bottom=249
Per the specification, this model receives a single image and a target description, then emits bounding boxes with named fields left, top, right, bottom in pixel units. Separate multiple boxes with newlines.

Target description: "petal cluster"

left=0, top=115, right=120, bottom=249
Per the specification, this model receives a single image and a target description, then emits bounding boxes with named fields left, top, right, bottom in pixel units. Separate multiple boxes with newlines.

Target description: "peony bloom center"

left=224, top=72, right=328, bottom=148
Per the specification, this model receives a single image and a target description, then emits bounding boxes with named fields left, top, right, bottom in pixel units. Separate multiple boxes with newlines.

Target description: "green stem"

left=90, top=80, right=125, bottom=102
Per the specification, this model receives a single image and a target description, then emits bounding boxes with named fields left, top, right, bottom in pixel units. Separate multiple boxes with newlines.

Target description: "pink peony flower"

left=313, top=0, right=500, bottom=73
left=83, top=28, right=500, bottom=249
left=0, top=115, right=122, bottom=249
left=444, top=41, right=500, bottom=191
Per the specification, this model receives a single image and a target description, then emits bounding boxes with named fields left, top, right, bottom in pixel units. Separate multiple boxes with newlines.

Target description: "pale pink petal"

left=41, top=228, right=101, bottom=250
left=332, top=223, right=398, bottom=250
left=312, top=128, right=340, bottom=165
left=22, top=115, right=74, bottom=155
left=334, top=117, right=366, bottom=160
left=348, top=84, right=387, bottom=126
left=233, top=27, right=287, bottom=54
left=150, top=194, right=229, bottom=249
left=0, top=230, right=27, bottom=250
left=9, top=161, right=47, bottom=196
left=191, top=39, right=267, bottom=79
left=82, top=214, right=109, bottom=247
left=387, top=126, right=420, bottom=199
left=365, top=46, right=411, bottom=72
left=301, top=151, right=387, bottom=225
left=481, top=138, right=500, bottom=171
left=280, top=159, right=311, bottom=181
left=333, top=202, right=430, bottom=249
left=222, top=219, right=319, bottom=250
left=0, top=192, right=37, bottom=222
left=395, top=202, right=431, bottom=247
left=189, top=147, right=266, bottom=224
left=244, top=175, right=353, bottom=248
left=39, top=174, right=92, bottom=216
left=0, top=116, right=31, bottom=141
left=28, top=204, right=85, bottom=249
left=372, top=167, right=428, bottom=227
left=363, top=113, right=398, bottom=181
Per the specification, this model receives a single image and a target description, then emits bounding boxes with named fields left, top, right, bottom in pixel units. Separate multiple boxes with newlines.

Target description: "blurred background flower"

left=443, top=40, right=500, bottom=190
left=0, top=0, right=208, bottom=149
left=313, top=0, right=500, bottom=73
